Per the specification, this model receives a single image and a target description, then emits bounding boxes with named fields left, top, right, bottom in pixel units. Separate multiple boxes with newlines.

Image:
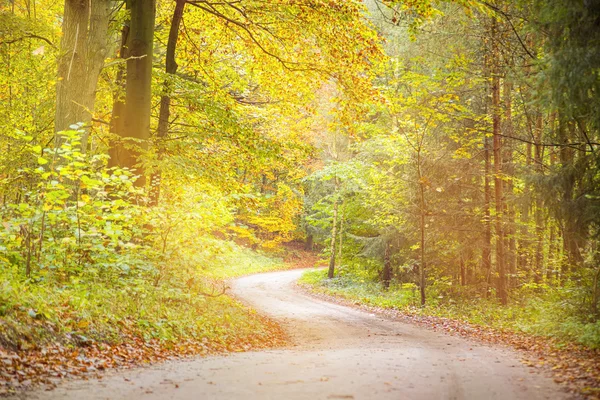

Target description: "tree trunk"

left=417, top=150, right=427, bottom=306
left=518, top=115, right=534, bottom=281
left=482, top=36, right=492, bottom=298
left=327, top=198, right=339, bottom=279
left=337, top=200, right=345, bottom=263
left=493, top=77, right=507, bottom=305
left=466, top=248, right=474, bottom=284
left=419, top=188, right=426, bottom=306
left=592, top=265, right=600, bottom=318
left=150, top=0, right=186, bottom=203
left=305, top=234, right=314, bottom=251
left=483, top=114, right=492, bottom=297
left=503, top=80, right=516, bottom=289
left=491, top=18, right=507, bottom=305
left=548, top=224, right=557, bottom=281
left=534, top=113, right=545, bottom=283
left=460, top=253, right=466, bottom=286
left=383, top=241, right=391, bottom=290
left=560, top=119, right=583, bottom=270
left=109, top=0, right=156, bottom=186
left=157, top=0, right=184, bottom=139
left=108, top=23, right=129, bottom=167
left=55, top=0, right=110, bottom=150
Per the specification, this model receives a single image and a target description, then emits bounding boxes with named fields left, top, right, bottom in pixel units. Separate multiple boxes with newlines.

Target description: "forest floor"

left=13, top=269, right=569, bottom=400
left=299, top=273, right=600, bottom=400
left=0, top=244, right=319, bottom=397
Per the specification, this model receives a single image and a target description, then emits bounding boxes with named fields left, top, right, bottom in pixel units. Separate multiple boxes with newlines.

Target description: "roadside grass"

left=299, top=269, right=600, bottom=349
left=202, top=238, right=286, bottom=279
left=0, top=239, right=287, bottom=351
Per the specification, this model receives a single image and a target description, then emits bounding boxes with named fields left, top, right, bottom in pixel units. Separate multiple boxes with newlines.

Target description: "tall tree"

left=151, top=0, right=186, bottom=203
left=491, top=16, right=507, bottom=305
left=109, top=0, right=156, bottom=186
left=327, top=195, right=339, bottom=279
left=55, top=0, right=111, bottom=149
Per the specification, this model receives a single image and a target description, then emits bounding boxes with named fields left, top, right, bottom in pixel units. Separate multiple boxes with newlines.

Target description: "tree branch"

left=1, top=34, right=57, bottom=49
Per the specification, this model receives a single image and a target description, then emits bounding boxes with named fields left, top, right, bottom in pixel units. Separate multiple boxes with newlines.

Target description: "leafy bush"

left=0, top=128, right=149, bottom=282
left=0, top=129, right=287, bottom=349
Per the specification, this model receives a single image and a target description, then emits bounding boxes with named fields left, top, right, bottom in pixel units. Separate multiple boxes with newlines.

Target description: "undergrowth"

left=0, top=240, right=285, bottom=351
left=0, top=131, right=288, bottom=352
left=300, top=268, right=600, bottom=349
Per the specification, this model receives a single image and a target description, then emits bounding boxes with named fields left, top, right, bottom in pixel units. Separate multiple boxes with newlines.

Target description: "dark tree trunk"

left=548, top=225, right=557, bottom=281
left=327, top=198, right=339, bottom=279
left=518, top=123, right=533, bottom=280
left=493, top=76, right=507, bottom=305
left=157, top=0, right=185, bottom=139
left=419, top=204, right=426, bottom=306
left=465, top=248, right=474, bottom=284
left=108, top=23, right=129, bottom=167
left=503, top=80, right=517, bottom=289
left=561, top=120, right=584, bottom=270
left=417, top=156, right=427, bottom=306
left=483, top=121, right=492, bottom=297
left=490, top=19, right=507, bottom=305
left=534, top=113, right=545, bottom=283
left=460, top=254, right=466, bottom=286
left=337, top=202, right=345, bottom=263
left=305, top=234, right=314, bottom=251
left=482, top=37, right=492, bottom=298
left=151, top=0, right=186, bottom=203
left=383, top=242, right=391, bottom=290
left=109, top=0, right=156, bottom=186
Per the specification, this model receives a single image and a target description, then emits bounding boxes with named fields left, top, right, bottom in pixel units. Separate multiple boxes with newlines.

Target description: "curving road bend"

left=21, top=269, right=568, bottom=400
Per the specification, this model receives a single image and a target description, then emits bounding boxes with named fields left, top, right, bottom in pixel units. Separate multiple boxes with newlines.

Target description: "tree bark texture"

left=503, top=80, right=517, bottom=288
left=483, top=111, right=492, bottom=297
left=151, top=0, right=186, bottom=203
left=55, top=0, right=111, bottom=150
left=534, top=113, right=545, bottom=283
left=417, top=150, right=427, bottom=306
left=327, top=198, right=339, bottom=279
left=110, top=0, right=156, bottom=186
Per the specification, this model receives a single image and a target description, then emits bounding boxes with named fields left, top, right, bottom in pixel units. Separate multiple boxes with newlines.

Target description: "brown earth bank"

left=10, top=268, right=576, bottom=400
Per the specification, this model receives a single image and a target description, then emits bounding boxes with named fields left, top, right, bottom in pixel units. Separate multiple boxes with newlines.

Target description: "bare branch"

left=1, top=34, right=57, bottom=49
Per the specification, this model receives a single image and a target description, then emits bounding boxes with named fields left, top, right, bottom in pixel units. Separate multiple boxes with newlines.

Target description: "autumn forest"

left=1, top=0, right=600, bottom=398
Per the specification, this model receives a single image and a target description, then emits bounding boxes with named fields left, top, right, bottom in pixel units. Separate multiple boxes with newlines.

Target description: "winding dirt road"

left=22, top=269, right=568, bottom=400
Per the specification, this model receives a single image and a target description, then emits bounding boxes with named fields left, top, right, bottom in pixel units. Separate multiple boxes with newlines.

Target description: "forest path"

left=21, top=269, right=567, bottom=400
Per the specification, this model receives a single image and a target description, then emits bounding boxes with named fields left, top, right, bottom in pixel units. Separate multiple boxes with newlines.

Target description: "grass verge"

left=0, top=240, right=292, bottom=394
left=299, top=269, right=600, bottom=348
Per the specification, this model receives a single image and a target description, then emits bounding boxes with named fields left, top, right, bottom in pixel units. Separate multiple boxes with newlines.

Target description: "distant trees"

left=304, top=0, right=600, bottom=314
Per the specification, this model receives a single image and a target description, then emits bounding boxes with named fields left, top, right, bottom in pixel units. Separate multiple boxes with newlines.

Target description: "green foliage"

left=0, top=241, right=284, bottom=349
left=303, top=0, right=600, bottom=339
left=533, top=0, right=600, bottom=130
left=2, top=0, right=600, bottom=365
left=301, top=269, right=600, bottom=349
left=0, top=128, right=147, bottom=280
left=0, top=129, right=287, bottom=349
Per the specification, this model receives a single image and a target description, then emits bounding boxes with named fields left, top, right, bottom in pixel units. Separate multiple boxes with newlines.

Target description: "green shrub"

left=300, top=269, right=600, bottom=349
